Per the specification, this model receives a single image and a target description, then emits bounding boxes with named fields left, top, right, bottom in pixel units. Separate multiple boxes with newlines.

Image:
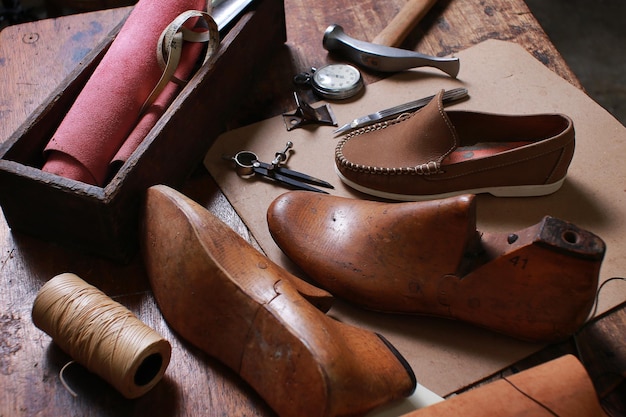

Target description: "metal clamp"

left=282, top=92, right=338, bottom=131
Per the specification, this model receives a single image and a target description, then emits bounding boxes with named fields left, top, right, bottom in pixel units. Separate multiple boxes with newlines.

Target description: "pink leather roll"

left=107, top=40, right=204, bottom=182
left=43, top=0, right=207, bottom=186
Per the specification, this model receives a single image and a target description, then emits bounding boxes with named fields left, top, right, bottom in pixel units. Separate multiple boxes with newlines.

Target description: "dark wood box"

left=0, top=0, right=285, bottom=262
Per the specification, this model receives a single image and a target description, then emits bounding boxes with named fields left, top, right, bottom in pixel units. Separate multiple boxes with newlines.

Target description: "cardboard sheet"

left=204, top=40, right=626, bottom=396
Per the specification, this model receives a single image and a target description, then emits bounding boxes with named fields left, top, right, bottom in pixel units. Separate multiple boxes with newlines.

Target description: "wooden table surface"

left=1, top=1, right=624, bottom=416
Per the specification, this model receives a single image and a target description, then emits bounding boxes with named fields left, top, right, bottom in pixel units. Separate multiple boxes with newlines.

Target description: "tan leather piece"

left=335, top=90, right=575, bottom=200
left=141, top=185, right=416, bottom=417
left=267, top=191, right=605, bottom=342
left=401, top=355, right=608, bottom=417
left=341, top=90, right=459, bottom=168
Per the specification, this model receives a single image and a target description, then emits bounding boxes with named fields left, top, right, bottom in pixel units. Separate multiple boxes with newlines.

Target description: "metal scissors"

left=230, top=142, right=334, bottom=193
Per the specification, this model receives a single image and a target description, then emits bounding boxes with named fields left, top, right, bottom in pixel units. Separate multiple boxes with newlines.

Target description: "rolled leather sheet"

left=42, top=0, right=207, bottom=186
left=399, top=355, right=607, bottom=417
left=107, top=41, right=204, bottom=182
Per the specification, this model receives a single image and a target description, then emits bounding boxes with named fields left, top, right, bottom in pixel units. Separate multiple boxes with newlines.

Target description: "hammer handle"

left=372, top=0, right=439, bottom=47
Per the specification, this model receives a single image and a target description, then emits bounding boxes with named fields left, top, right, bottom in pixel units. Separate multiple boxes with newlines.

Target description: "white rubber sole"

left=335, top=166, right=566, bottom=202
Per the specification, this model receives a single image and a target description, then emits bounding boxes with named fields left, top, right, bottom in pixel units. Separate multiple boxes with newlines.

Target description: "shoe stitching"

left=336, top=149, right=442, bottom=176
left=343, top=112, right=413, bottom=139
left=336, top=113, right=444, bottom=176
left=437, top=95, right=458, bottom=162
left=337, top=139, right=572, bottom=180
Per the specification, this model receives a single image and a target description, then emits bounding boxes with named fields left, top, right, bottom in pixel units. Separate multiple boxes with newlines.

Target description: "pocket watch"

left=294, top=64, right=364, bottom=100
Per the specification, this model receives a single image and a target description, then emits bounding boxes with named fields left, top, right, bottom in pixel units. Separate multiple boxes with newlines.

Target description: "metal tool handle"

left=372, top=0, right=440, bottom=47
left=323, top=24, right=459, bottom=77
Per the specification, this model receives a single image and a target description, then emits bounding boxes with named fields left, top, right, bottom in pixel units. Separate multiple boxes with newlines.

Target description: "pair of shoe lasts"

left=142, top=185, right=417, bottom=417
left=142, top=186, right=606, bottom=416
left=335, top=89, right=575, bottom=201
left=267, top=191, right=606, bottom=343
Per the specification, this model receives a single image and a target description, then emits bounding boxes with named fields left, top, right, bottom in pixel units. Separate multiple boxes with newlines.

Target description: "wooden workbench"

left=1, top=1, right=624, bottom=416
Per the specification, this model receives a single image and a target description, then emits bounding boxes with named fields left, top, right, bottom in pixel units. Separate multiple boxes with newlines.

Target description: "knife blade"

left=333, top=87, right=468, bottom=136
left=212, top=0, right=255, bottom=32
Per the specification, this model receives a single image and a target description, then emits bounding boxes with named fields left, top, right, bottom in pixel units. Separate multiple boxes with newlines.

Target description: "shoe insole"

left=444, top=141, right=532, bottom=164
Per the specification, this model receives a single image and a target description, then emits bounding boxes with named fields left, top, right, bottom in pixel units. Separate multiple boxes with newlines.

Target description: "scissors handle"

left=230, top=148, right=333, bottom=193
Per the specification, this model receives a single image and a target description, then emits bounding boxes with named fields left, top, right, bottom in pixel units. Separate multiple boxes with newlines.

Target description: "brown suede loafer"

left=335, top=90, right=575, bottom=201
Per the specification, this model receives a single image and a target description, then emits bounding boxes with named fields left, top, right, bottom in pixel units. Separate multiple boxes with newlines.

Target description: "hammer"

left=323, top=0, right=460, bottom=77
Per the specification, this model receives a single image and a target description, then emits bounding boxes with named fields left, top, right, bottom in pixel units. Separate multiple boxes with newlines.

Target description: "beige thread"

left=32, top=273, right=171, bottom=399
left=436, top=92, right=458, bottom=161
left=59, top=360, right=79, bottom=397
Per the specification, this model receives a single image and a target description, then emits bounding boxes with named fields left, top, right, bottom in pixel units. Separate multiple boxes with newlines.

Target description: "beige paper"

left=204, top=40, right=626, bottom=396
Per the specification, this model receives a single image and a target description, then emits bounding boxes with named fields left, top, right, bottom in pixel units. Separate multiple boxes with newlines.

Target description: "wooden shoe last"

left=400, top=355, right=607, bottom=417
left=267, top=191, right=606, bottom=342
left=141, top=185, right=416, bottom=417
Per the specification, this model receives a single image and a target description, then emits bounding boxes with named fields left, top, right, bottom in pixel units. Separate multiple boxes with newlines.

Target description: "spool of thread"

left=32, top=273, right=171, bottom=399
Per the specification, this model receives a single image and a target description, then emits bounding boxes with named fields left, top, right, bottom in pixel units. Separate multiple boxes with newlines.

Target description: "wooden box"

left=0, top=0, right=286, bottom=262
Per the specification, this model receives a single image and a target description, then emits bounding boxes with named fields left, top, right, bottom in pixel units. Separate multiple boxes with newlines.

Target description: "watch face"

left=311, top=64, right=363, bottom=99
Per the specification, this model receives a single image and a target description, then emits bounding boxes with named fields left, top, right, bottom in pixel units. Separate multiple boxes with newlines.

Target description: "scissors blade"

left=256, top=162, right=334, bottom=189
left=254, top=166, right=330, bottom=193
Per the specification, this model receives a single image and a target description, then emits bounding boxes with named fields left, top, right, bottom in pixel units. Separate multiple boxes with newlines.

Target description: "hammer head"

left=323, top=24, right=460, bottom=77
